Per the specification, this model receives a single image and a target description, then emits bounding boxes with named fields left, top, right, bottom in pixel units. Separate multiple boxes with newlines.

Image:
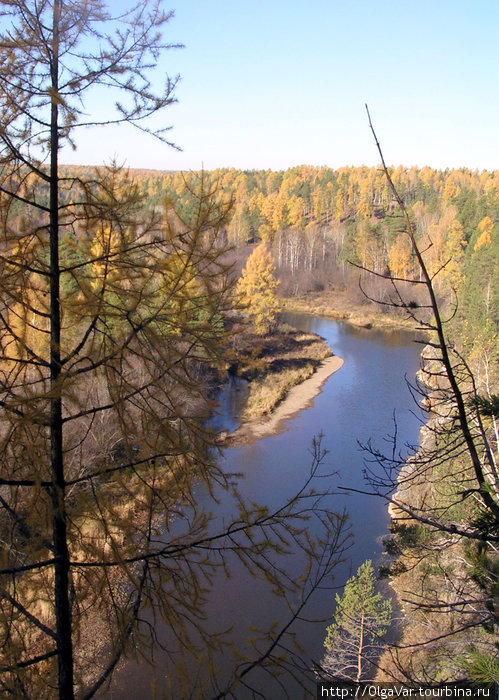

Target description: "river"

left=108, top=313, right=423, bottom=699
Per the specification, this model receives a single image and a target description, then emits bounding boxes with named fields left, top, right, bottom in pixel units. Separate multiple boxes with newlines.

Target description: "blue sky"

left=61, top=0, right=499, bottom=172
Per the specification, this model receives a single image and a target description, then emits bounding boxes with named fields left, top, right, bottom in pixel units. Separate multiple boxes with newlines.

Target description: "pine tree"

left=236, top=243, right=280, bottom=335
left=322, top=560, right=391, bottom=683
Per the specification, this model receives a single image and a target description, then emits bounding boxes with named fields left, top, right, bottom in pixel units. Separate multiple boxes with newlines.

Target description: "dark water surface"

left=108, top=314, right=423, bottom=699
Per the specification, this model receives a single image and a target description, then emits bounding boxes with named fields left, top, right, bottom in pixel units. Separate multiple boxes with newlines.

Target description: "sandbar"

left=226, top=355, right=344, bottom=445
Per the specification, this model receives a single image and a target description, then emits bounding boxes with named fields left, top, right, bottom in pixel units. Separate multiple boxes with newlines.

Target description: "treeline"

left=25, top=163, right=494, bottom=362
left=52, top=164, right=497, bottom=371
left=123, top=164, right=497, bottom=362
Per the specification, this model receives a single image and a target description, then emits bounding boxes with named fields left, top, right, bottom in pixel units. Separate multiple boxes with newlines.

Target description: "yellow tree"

left=259, top=192, right=278, bottom=243
left=388, top=233, right=413, bottom=279
left=475, top=215, right=494, bottom=251
left=236, top=244, right=280, bottom=334
left=288, top=195, right=305, bottom=228
left=441, top=217, right=467, bottom=290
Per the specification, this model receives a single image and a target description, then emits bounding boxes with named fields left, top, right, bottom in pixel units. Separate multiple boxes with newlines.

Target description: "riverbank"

left=221, top=319, right=343, bottom=445
left=280, top=292, right=417, bottom=331
left=219, top=294, right=415, bottom=443
left=226, top=354, right=344, bottom=444
left=376, top=344, right=496, bottom=684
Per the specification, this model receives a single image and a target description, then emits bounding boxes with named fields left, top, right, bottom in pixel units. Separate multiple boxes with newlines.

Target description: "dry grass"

left=242, top=363, right=316, bottom=420
left=280, top=292, right=417, bottom=330
left=227, top=322, right=332, bottom=421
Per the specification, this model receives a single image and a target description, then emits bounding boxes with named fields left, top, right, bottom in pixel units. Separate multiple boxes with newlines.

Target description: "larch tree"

left=0, top=3, right=349, bottom=698
left=388, top=233, right=413, bottom=280
left=235, top=243, right=280, bottom=335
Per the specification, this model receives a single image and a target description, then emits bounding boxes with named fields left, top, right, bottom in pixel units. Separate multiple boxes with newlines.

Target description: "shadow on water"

left=108, top=314, right=424, bottom=698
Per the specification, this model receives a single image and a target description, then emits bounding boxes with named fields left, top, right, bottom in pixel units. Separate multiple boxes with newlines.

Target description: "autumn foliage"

left=236, top=243, right=280, bottom=334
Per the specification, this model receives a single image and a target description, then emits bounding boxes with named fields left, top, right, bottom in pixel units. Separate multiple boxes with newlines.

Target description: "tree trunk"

left=356, top=610, right=365, bottom=684
left=49, top=2, right=74, bottom=697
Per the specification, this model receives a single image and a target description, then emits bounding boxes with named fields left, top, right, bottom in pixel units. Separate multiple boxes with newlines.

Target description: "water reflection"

left=208, top=373, right=249, bottom=434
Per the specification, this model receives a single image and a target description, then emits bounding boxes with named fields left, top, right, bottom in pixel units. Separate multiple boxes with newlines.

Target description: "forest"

left=3, top=159, right=497, bottom=697
left=95, top=163, right=497, bottom=355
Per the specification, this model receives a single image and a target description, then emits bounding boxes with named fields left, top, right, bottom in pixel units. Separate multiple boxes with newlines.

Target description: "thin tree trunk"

left=49, top=1, right=74, bottom=697
left=356, top=611, right=365, bottom=684
left=366, top=105, right=499, bottom=521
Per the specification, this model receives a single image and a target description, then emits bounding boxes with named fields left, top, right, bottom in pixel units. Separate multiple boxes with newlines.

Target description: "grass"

left=242, top=362, right=316, bottom=420
left=226, top=321, right=332, bottom=421
left=280, top=292, right=418, bottom=331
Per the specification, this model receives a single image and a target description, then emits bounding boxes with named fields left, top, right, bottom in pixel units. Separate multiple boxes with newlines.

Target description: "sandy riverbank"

left=225, top=354, right=344, bottom=445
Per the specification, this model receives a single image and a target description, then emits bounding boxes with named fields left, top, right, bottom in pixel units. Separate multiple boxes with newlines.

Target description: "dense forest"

left=79, top=163, right=498, bottom=359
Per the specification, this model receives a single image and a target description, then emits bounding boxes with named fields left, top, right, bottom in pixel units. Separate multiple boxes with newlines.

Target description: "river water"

left=108, top=313, right=423, bottom=699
